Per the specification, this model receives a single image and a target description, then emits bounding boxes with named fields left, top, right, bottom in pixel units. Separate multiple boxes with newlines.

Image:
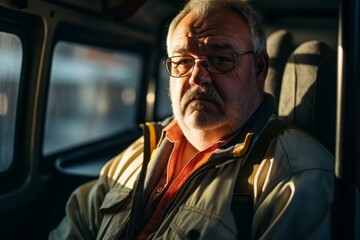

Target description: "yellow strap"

left=145, top=122, right=157, bottom=166
left=232, top=133, right=253, bottom=157
left=145, top=122, right=156, bottom=152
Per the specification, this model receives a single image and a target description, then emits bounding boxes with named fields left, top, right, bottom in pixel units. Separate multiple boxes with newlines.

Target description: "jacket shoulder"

left=276, top=128, right=334, bottom=171
left=101, top=136, right=144, bottom=189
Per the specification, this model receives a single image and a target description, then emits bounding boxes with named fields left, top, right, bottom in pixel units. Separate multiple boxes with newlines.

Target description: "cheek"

left=169, top=79, right=183, bottom=105
left=221, top=71, right=256, bottom=104
left=218, top=72, right=247, bottom=99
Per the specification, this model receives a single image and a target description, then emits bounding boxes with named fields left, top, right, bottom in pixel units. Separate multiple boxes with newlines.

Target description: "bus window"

left=0, top=31, right=22, bottom=173
left=43, top=41, right=143, bottom=155
left=155, top=58, right=172, bottom=120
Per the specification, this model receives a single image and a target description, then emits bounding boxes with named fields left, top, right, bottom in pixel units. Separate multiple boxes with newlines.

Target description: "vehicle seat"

left=277, top=40, right=335, bottom=153
left=265, top=29, right=294, bottom=113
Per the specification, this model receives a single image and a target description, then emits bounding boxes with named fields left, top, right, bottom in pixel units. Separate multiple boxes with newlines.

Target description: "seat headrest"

left=278, top=40, right=332, bottom=134
left=264, top=29, right=294, bottom=112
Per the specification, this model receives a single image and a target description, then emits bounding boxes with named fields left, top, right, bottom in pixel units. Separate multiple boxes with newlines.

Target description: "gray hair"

left=166, top=0, right=266, bottom=56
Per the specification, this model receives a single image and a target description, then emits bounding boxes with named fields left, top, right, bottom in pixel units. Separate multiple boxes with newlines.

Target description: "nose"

left=188, top=59, right=212, bottom=86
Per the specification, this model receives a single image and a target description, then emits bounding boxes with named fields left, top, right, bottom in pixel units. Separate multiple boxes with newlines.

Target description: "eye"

left=170, top=56, right=194, bottom=75
left=206, top=54, right=234, bottom=72
left=207, top=54, right=232, bottom=64
left=173, top=57, right=194, bottom=66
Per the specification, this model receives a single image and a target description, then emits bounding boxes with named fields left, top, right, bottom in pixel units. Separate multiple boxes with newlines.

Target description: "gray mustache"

left=181, top=86, right=224, bottom=110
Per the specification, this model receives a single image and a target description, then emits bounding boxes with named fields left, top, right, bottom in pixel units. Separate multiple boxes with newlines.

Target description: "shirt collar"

left=163, top=120, right=240, bottom=150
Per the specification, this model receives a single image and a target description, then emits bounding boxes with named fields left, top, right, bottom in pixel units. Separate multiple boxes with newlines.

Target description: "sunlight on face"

left=168, top=9, right=262, bottom=142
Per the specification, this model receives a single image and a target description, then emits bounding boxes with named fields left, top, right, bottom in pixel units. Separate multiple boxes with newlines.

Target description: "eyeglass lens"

left=166, top=53, right=235, bottom=77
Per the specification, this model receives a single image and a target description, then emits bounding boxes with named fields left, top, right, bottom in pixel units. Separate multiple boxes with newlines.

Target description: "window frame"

left=0, top=19, right=29, bottom=189
left=41, top=23, right=151, bottom=168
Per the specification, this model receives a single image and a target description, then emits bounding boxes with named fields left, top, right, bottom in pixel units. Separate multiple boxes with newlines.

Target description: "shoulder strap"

left=232, top=118, right=291, bottom=239
left=126, top=121, right=164, bottom=239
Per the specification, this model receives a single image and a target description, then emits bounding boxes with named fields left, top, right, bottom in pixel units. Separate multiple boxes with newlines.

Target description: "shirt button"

left=156, top=187, right=163, bottom=193
left=187, top=229, right=200, bottom=240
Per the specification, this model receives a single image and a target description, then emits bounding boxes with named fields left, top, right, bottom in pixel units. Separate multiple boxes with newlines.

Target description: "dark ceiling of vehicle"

left=250, top=0, right=339, bottom=11
left=126, top=0, right=339, bottom=32
left=46, top=0, right=339, bottom=17
left=44, top=0, right=339, bottom=33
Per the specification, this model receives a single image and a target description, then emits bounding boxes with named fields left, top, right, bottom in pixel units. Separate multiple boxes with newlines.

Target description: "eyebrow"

left=172, top=43, right=235, bottom=56
left=206, top=43, right=235, bottom=50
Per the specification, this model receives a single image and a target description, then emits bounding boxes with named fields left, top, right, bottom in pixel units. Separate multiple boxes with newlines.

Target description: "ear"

left=255, top=52, right=269, bottom=89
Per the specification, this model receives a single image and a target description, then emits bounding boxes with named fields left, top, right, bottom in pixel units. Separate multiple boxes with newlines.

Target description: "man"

left=50, top=0, right=335, bottom=239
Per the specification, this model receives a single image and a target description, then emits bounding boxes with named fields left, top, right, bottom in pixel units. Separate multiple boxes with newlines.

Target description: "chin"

left=185, top=114, right=226, bottom=130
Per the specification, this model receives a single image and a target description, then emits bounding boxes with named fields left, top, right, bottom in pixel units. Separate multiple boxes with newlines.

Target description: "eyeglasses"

left=163, top=50, right=253, bottom=78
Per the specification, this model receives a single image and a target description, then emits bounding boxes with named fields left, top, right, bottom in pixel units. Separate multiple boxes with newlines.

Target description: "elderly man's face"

left=168, top=8, right=265, bottom=140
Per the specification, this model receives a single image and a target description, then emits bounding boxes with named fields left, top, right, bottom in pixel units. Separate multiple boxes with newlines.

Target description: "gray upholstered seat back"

left=278, top=40, right=332, bottom=135
left=265, top=29, right=294, bottom=112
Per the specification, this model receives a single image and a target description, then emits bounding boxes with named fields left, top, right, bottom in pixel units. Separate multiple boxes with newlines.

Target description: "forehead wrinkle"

left=172, top=29, right=234, bottom=55
left=189, top=28, right=247, bottom=52
left=169, top=9, right=251, bottom=56
left=172, top=39, right=236, bottom=56
left=172, top=35, right=203, bottom=56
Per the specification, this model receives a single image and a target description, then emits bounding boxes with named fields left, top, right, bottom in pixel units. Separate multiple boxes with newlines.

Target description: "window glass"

left=155, top=59, right=172, bottom=120
left=43, top=41, right=143, bottom=155
left=0, top=32, right=22, bottom=173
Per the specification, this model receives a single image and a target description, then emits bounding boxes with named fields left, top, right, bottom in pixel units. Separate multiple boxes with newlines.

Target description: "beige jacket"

left=49, top=97, right=335, bottom=240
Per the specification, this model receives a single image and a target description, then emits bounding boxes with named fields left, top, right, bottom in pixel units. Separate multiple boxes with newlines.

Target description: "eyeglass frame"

left=163, top=50, right=254, bottom=78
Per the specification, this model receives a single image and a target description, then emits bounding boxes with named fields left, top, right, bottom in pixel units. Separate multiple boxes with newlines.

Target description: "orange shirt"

left=136, top=121, right=228, bottom=239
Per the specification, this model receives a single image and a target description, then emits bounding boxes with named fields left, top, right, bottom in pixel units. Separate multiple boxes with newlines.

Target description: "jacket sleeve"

left=48, top=179, right=107, bottom=240
left=251, top=130, right=335, bottom=240
left=49, top=137, right=144, bottom=240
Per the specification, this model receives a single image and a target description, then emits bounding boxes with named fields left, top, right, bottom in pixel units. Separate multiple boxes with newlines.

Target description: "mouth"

left=190, top=96, right=215, bottom=104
